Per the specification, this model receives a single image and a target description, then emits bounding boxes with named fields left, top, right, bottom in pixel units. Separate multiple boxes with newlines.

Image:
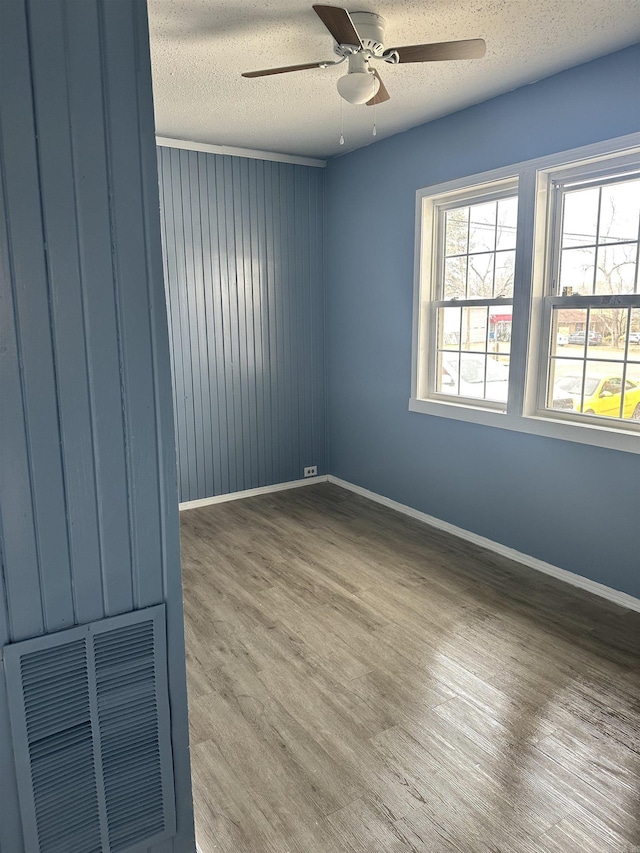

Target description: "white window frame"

left=410, top=131, right=640, bottom=455
left=420, top=179, right=519, bottom=411
left=532, top=154, right=640, bottom=427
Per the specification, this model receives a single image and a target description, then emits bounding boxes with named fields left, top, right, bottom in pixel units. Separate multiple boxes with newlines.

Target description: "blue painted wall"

left=0, top=1, right=194, bottom=850
left=158, top=148, right=326, bottom=502
left=325, top=44, right=640, bottom=599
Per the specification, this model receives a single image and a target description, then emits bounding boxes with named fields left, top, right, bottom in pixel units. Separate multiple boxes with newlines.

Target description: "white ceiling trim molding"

left=155, top=135, right=326, bottom=168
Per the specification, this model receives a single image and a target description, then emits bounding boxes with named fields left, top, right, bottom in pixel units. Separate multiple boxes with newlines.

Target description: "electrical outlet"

left=304, top=466, right=317, bottom=478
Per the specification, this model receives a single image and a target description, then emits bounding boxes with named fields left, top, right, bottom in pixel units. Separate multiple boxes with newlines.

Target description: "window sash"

left=434, top=187, right=518, bottom=302
left=423, top=186, right=518, bottom=409
left=536, top=162, right=640, bottom=427
left=428, top=298, right=513, bottom=409
left=548, top=177, right=640, bottom=298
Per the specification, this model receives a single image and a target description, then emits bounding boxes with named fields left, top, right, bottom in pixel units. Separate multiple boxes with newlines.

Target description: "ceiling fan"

left=242, top=4, right=486, bottom=106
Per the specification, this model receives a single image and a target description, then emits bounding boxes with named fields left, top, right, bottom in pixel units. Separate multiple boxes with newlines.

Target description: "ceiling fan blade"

left=242, top=61, right=328, bottom=78
left=366, top=69, right=390, bottom=106
left=312, top=4, right=362, bottom=47
left=388, top=38, right=486, bottom=63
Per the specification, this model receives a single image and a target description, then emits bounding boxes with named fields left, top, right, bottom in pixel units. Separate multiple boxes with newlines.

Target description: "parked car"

left=629, top=331, right=640, bottom=344
left=553, top=374, right=640, bottom=419
left=567, top=330, right=603, bottom=345
left=556, top=333, right=568, bottom=347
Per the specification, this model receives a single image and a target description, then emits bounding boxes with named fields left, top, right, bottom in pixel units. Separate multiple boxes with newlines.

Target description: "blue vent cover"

left=3, top=605, right=176, bottom=853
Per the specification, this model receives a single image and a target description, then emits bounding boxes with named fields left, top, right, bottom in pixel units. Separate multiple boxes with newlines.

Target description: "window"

left=539, top=169, right=640, bottom=425
left=433, top=188, right=518, bottom=407
left=415, top=179, right=519, bottom=410
left=411, top=133, right=640, bottom=454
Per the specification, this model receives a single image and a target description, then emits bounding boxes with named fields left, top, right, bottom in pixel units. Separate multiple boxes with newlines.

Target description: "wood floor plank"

left=532, top=813, right=636, bottom=853
left=326, top=797, right=421, bottom=852
left=181, top=483, right=640, bottom=852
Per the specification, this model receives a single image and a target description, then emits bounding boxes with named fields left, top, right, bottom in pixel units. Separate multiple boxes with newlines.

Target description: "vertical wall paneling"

left=201, top=154, right=219, bottom=492
left=0, top=1, right=195, bottom=851
left=209, top=152, right=232, bottom=493
left=158, top=147, right=326, bottom=503
left=30, top=0, right=105, bottom=627
left=0, top=0, right=71, bottom=642
left=0, top=6, right=33, bottom=841
left=65, top=1, right=134, bottom=620
left=103, top=0, right=165, bottom=614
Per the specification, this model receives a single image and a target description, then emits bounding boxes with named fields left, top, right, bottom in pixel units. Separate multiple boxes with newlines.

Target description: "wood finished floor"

left=181, top=483, right=640, bottom=853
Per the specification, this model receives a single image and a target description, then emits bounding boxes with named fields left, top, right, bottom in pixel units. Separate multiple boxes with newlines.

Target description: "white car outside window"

left=440, top=353, right=510, bottom=403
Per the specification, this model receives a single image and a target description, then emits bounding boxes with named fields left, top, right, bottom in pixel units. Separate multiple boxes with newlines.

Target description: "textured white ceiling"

left=148, top=0, right=640, bottom=160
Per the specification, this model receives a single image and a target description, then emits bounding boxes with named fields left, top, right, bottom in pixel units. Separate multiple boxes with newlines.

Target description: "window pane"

left=435, top=313, right=511, bottom=406
left=437, top=351, right=460, bottom=395
left=489, top=306, right=511, bottom=354
left=468, top=253, right=494, bottom=298
left=547, top=307, right=640, bottom=422
left=559, top=247, right=595, bottom=295
left=599, top=179, right=640, bottom=245
left=548, top=358, right=585, bottom=411
left=626, top=356, right=640, bottom=422
left=594, top=243, right=637, bottom=294
left=584, top=311, right=604, bottom=352
left=442, top=352, right=511, bottom=403
left=437, top=306, right=461, bottom=349
left=456, top=353, right=488, bottom=399
left=628, top=308, right=640, bottom=362
left=624, top=378, right=640, bottom=421
left=559, top=178, right=640, bottom=297
left=469, top=202, right=497, bottom=253
left=496, top=197, right=518, bottom=251
left=596, top=370, right=625, bottom=419
left=445, top=207, right=469, bottom=256
left=562, top=187, right=599, bottom=248
left=557, top=308, right=589, bottom=352
left=461, top=307, right=488, bottom=352
left=577, top=363, right=625, bottom=420
left=588, top=307, right=627, bottom=354
left=443, top=256, right=467, bottom=299
left=494, top=250, right=515, bottom=297
left=551, top=307, right=581, bottom=355
left=484, top=355, right=510, bottom=403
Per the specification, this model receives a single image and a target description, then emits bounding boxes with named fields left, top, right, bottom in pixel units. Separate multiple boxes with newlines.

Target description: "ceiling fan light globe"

left=337, top=71, right=379, bottom=104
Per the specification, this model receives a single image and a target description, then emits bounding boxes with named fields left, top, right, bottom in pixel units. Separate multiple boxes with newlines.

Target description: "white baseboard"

left=327, top=476, right=640, bottom=614
left=179, top=475, right=329, bottom=511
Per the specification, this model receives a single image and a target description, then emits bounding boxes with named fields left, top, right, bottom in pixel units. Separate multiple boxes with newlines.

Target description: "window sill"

left=408, top=397, right=640, bottom=455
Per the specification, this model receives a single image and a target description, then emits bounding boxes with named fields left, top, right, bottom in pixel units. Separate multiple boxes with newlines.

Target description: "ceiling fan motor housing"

left=348, top=11, right=387, bottom=55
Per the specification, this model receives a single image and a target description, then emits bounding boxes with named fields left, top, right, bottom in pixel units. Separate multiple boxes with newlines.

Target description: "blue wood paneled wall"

left=0, top=2, right=194, bottom=851
left=158, top=147, right=326, bottom=502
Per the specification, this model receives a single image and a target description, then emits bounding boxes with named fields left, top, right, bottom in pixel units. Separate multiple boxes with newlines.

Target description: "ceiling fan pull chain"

left=339, top=96, right=345, bottom=146
left=372, top=75, right=377, bottom=137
